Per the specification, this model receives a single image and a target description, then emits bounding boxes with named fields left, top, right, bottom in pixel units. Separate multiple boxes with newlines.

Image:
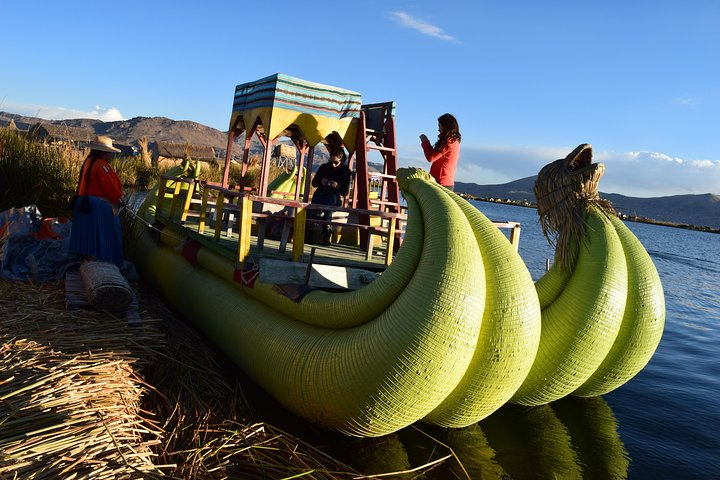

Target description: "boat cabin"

left=149, top=74, right=520, bottom=291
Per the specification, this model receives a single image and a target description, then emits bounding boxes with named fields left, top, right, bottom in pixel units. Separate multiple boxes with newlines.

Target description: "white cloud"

left=691, top=159, right=719, bottom=169
left=650, top=151, right=683, bottom=164
left=2, top=100, right=125, bottom=122
left=570, top=149, right=720, bottom=196
left=389, top=11, right=456, bottom=41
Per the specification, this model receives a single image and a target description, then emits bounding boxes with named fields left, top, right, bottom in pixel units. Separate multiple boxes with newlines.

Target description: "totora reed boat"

left=131, top=74, right=665, bottom=437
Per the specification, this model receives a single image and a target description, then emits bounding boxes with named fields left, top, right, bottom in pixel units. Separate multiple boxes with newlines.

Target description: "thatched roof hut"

left=153, top=141, right=217, bottom=167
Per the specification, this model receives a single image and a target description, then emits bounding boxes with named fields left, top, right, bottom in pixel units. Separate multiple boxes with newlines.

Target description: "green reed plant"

left=111, top=154, right=144, bottom=187
left=0, top=130, right=82, bottom=216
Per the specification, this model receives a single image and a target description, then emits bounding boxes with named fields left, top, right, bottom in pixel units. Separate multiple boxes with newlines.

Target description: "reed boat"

left=132, top=74, right=665, bottom=437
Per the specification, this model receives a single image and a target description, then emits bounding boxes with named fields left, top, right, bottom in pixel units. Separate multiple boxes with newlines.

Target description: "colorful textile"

left=0, top=206, right=72, bottom=282
left=77, top=158, right=123, bottom=204
left=230, top=73, right=362, bottom=152
left=69, top=196, right=123, bottom=267
left=421, top=136, right=460, bottom=187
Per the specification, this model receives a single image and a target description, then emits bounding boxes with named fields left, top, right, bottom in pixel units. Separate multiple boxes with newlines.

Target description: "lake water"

left=243, top=200, right=719, bottom=479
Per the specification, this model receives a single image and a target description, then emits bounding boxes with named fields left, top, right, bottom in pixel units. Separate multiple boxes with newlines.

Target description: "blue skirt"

left=69, top=196, right=123, bottom=267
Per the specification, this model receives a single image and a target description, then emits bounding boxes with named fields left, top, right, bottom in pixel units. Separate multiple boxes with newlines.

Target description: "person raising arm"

left=419, top=113, right=461, bottom=191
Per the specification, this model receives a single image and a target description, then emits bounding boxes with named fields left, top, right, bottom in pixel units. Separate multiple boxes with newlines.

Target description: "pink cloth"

left=421, top=136, right=460, bottom=187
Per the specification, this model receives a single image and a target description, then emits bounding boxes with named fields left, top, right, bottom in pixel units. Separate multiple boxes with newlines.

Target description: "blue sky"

left=2, top=1, right=718, bottom=197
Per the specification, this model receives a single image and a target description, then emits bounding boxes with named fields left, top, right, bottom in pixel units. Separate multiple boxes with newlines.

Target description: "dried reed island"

left=0, top=128, right=456, bottom=477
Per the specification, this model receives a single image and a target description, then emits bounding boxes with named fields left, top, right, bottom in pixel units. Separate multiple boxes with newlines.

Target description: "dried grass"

left=0, top=280, right=368, bottom=479
left=0, top=281, right=166, bottom=478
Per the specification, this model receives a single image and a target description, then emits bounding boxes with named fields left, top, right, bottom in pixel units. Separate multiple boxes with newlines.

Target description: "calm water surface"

left=244, top=200, right=720, bottom=479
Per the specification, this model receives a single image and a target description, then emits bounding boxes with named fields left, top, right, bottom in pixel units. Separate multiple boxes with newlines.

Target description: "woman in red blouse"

left=69, top=136, right=125, bottom=267
left=420, top=113, right=461, bottom=190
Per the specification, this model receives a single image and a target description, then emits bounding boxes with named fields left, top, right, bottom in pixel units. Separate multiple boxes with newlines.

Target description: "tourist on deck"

left=69, top=135, right=125, bottom=267
left=420, top=113, right=462, bottom=190
left=311, top=149, right=351, bottom=245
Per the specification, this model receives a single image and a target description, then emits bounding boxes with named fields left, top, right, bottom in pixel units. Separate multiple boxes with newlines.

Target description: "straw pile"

left=0, top=280, right=372, bottom=479
left=0, top=281, right=165, bottom=478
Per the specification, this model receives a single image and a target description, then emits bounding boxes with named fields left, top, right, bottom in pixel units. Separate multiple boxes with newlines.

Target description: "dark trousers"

left=311, top=190, right=340, bottom=243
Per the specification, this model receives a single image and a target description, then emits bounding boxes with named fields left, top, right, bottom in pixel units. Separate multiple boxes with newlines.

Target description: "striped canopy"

left=229, top=73, right=362, bottom=152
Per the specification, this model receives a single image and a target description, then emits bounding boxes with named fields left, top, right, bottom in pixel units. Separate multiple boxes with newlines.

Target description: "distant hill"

left=456, top=177, right=537, bottom=203
left=2, top=111, right=717, bottom=229
left=0, top=112, right=232, bottom=150
left=456, top=178, right=720, bottom=230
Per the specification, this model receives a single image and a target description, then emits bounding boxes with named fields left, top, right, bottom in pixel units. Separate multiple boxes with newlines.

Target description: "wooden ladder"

left=351, top=102, right=402, bottom=248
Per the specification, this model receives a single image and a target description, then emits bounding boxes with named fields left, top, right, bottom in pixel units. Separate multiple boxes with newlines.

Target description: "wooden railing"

left=154, top=175, right=408, bottom=266
left=154, top=175, right=521, bottom=268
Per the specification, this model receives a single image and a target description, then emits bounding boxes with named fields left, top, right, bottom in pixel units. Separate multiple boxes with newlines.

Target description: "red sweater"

left=421, top=136, right=460, bottom=187
left=77, top=157, right=123, bottom=204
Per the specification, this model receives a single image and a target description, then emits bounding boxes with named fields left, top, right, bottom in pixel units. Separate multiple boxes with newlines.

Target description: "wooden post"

left=241, top=128, right=253, bottom=178
left=156, top=178, right=168, bottom=217
left=214, top=191, right=226, bottom=240
left=303, top=146, right=315, bottom=202
left=180, top=179, right=195, bottom=223
left=223, top=118, right=242, bottom=188
left=169, top=179, right=184, bottom=219
left=198, top=186, right=209, bottom=234
left=509, top=224, right=521, bottom=251
left=258, top=138, right=274, bottom=197
left=293, top=139, right=308, bottom=202
left=236, top=194, right=252, bottom=263
left=385, top=218, right=397, bottom=266
left=292, top=206, right=307, bottom=262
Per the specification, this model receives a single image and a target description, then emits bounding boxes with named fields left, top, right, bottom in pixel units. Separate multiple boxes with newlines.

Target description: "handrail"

left=154, top=174, right=520, bottom=265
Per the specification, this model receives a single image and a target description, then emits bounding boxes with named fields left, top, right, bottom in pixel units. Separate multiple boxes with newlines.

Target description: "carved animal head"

left=534, top=144, right=614, bottom=269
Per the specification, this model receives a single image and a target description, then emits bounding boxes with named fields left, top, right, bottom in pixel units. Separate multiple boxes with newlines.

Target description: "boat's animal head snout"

left=533, top=144, right=606, bottom=213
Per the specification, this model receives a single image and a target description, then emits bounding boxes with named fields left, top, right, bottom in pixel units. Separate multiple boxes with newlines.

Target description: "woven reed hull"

left=133, top=170, right=544, bottom=437
left=133, top=167, right=664, bottom=436
left=135, top=176, right=485, bottom=437
left=512, top=207, right=666, bottom=406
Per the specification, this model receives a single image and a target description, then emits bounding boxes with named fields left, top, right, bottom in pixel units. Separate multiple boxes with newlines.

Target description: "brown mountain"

left=0, top=112, right=231, bottom=150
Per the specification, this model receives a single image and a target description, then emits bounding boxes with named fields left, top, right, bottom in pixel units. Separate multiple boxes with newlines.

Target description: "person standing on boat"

left=311, top=149, right=351, bottom=245
left=420, top=113, right=461, bottom=190
left=69, top=135, right=125, bottom=267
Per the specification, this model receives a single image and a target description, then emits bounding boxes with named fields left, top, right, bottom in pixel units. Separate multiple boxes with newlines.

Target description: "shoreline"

left=458, top=193, right=720, bottom=234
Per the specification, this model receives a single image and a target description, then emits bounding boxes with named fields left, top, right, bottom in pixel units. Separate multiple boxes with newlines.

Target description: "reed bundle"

left=0, top=281, right=368, bottom=478
left=534, top=144, right=614, bottom=270
left=0, top=282, right=166, bottom=478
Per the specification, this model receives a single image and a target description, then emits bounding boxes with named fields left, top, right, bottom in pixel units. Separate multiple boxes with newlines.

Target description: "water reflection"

left=323, top=396, right=629, bottom=479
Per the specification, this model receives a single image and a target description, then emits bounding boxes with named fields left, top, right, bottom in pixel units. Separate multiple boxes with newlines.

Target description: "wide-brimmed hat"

left=88, top=135, right=121, bottom=153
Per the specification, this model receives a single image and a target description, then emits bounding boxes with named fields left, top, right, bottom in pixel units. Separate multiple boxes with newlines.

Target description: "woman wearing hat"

left=69, top=135, right=125, bottom=267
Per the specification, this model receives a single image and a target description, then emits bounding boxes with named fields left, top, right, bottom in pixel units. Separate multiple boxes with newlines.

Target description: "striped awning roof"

left=229, top=73, right=362, bottom=152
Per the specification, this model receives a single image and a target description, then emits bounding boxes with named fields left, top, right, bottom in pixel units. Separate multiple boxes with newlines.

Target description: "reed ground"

left=0, top=278, right=371, bottom=479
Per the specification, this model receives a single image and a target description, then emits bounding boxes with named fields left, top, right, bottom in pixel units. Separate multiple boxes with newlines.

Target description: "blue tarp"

left=0, top=205, right=73, bottom=282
